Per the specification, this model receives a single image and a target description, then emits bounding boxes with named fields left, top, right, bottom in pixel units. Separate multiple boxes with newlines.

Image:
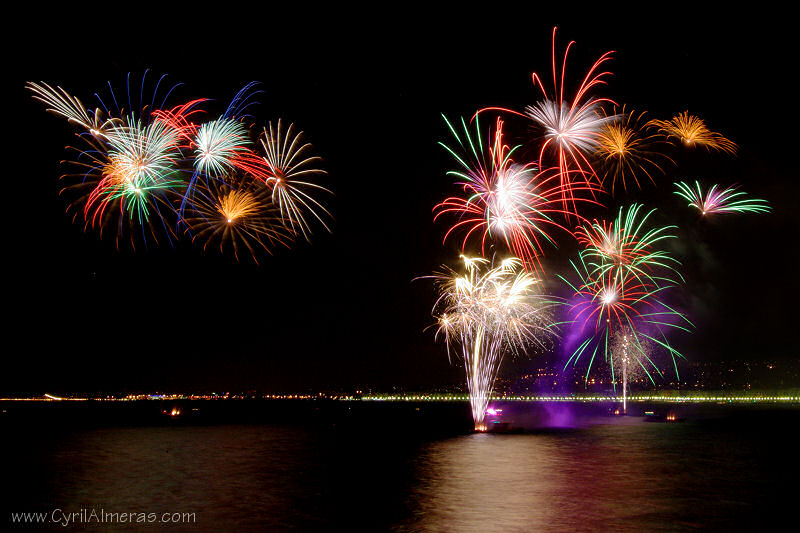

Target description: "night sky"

left=6, top=8, right=798, bottom=394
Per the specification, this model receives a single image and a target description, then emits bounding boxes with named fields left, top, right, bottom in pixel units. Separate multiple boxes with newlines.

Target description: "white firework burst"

left=260, top=119, right=332, bottom=241
left=526, top=100, right=613, bottom=153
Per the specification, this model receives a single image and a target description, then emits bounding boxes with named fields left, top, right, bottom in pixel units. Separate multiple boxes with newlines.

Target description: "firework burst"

left=562, top=205, right=690, bottom=387
left=474, top=28, right=614, bottom=212
left=164, top=84, right=270, bottom=218
left=674, top=181, right=771, bottom=215
left=595, top=107, right=672, bottom=194
left=182, top=173, right=294, bottom=263
left=432, top=256, right=558, bottom=430
left=193, top=119, right=253, bottom=177
left=28, top=74, right=201, bottom=247
left=260, top=119, right=332, bottom=241
left=84, top=116, right=185, bottom=223
left=60, top=132, right=184, bottom=247
left=575, top=204, right=683, bottom=288
left=525, top=27, right=616, bottom=207
left=648, top=111, right=737, bottom=154
left=435, top=114, right=596, bottom=273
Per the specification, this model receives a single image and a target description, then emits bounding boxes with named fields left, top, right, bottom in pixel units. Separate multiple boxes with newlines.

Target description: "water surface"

left=2, top=401, right=795, bottom=531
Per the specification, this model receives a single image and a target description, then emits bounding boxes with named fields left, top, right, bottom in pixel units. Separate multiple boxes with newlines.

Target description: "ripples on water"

left=2, top=402, right=796, bottom=532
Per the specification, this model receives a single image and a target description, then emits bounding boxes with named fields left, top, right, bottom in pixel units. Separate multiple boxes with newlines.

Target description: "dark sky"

left=5, top=7, right=798, bottom=393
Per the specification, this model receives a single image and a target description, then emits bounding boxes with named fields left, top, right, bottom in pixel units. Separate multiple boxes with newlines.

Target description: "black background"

left=5, top=6, right=797, bottom=394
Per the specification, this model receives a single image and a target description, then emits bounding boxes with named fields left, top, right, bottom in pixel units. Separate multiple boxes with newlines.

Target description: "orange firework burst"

left=648, top=111, right=737, bottom=154
left=183, top=174, right=294, bottom=263
left=595, top=107, right=673, bottom=194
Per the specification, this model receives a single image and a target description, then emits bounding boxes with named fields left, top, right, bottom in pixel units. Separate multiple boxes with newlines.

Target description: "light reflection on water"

left=3, top=407, right=796, bottom=532
left=402, top=427, right=690, bottom=532
left=400, top=417, right=792, bottom=532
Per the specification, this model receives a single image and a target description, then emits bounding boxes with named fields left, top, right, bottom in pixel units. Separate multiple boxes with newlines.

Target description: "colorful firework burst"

left=434, top=114, right=596, bottom=273
left=674, top=181, right=771, bottom=215
left=29, top=74, right=333, bottom=259
left=432, top=256, right=558, bottom=430
left=58, top=129, right=184, bottom=247
left=575, top=204, right=683, bottom=288
left=648, top=111, right=737, bottom=154
left=84, top=116, right=186, bottom=225
left=163, top=83, right=271, bottom=218
left=475, top=28, right=614, bottom=211
left=559, top=251, right=691, bottom=387
left=29, top=75, right=199, bottom=247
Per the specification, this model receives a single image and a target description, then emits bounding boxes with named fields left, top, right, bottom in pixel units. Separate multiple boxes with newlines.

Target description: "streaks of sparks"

left=183, top=174, right=294, bottom=264
left=560, top=207, right=691, bottom=386
left=260, top=119, right=332, bottom=241
left=609, top=326, right=654, bottom=413
left=432, top=256, right=558, bottom=430
left=193, top=119, right=253, bottom=177
left=674, top=181, right=770, bottom=215
left=575, top=204, right=683, bottom=288
left=28, top=76, right=333, bottom=259
left=435, top=114, right=597, bottom=273
left=595, top=107, right=672, bottom=195
left=525, top=27, right=617, bottom=208
left=26, top=81, right=107, bottom=137
left=648, top=111, right=737, bottom=154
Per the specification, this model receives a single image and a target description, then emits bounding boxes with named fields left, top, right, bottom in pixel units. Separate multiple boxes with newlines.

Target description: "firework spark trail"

left=674, top=181, right=771, bottom=215
left=432, top=256, right=558, bottom=430
left=609, top=326, right=653, bottom=413
left=594, top=107, right=672, bottom=194
left=151, top=99, right=208, bottom=143
left=434, top=114, right=599, bottom=273
left=648, top=111, right=737, bottom=154
left=26, top=81, right=107, bottom=137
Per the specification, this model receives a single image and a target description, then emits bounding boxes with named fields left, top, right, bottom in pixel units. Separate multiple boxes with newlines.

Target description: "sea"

left=2, top=399, right=797, bottom=532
